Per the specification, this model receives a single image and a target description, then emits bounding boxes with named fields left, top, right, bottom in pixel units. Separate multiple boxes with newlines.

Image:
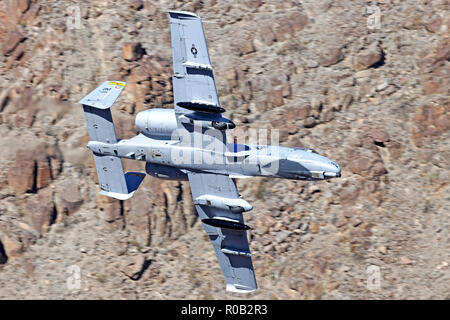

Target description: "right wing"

left=169, top=10, right=235, bottom=135
left=187, top=171, right=257, bottom=293
left=168, top=10, right=220, bottom=113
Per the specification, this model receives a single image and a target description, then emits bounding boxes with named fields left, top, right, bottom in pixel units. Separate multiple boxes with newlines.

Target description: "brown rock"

left=47, top=145, right=63, bottom=180
left=270, top=119, right=289, bottom=141
left=19, top=3, right=40, bottom=26
left=129, top=65, right=150, bottom=83
left=7, top=140, right=62, bottom=194
left=120, top=255, right=150, bottom=280
left=33, top=146, right=53, bottom=190
left=274, top=19, right=294, bottom=42
left=310, top=222, right=320, bottom=234
left=378, top=246, right=387, bottom=255
left=413, top=104, right=450, bottom=147
left=7, top=149, right=35, bottom=194
left=399, top=256, right=412, bottom=265
left=303, top=116, right=316, bottom=128
left=97, top=194, right=123, bottom=226
left=123, top=42, right=144, bottom=61
left=422, top=73, right=448, bottom=95
left=321, top=109, right=335, bottom=123
left=56, top=183, right=83, bottom=216
left=297, top=105, right=311, bottom=120
left=403, top=15, right=423, bottom=30
left=388, top=140, right=402, bottom=160
left=319, top=47, right=344, bottom=67
left=129, top=0, right=143, bottom=10
left=225, top=69, right=238, bottom=89
left=350, top=156, right=371, bottom=176
left=17, top=0, right=30, bottom=14
left=281, top=82, right=291, bottom=98
left=9, top=41, right=26, bottom=62
left=285, top=106, right=297, bottom=122
left=418, top=39, right=450, bottom=74
left=355, top=42, right=384, bottom=71
left=25, top=187, right=56, bottom=235
left=145, top=2, right=158, bottom=16
left=127, top=80, right=151, bottom=108
left=25, top=103, right=38, bottom=127
left=257, top=213, right=276, bottom=234
left=370, top=129, right=390, bottom=144
left=267, top=88, right=284, bottom=108
left=340, top=184, right=361, bottom=206
left=260, top=26, right=275, bottom=46
left=0, top=235, right=22, bottom=258
left=36, top=143, right=63, bottom=189
left=124, top=189, right=152, bottom=248
left=2, top=29, right=25, bottom=56
left=237, top=39, right=255, bottom=55
left=341, top=94, right=353, bottom=109
left=433, top=40, right=450, bottom=65
left=289, top=11, right=308, bottom=32
left=247, top=0, right=263, bottom=9
left=426, top=16, right=442, bottom=33
left=371, top=161, right=387, bottom=177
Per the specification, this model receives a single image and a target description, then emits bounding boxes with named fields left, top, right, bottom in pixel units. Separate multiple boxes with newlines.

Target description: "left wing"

left=187, top=171, right=257, bottom=293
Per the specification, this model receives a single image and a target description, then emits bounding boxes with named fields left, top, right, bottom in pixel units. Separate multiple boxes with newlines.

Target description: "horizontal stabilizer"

left=98, top=171, right=145, bottom=200
left=79, top=81, right=126, bottom=109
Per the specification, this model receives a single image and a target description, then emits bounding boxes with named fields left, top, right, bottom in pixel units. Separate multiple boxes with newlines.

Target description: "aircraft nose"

left=324, top=161, right=341, bottom=178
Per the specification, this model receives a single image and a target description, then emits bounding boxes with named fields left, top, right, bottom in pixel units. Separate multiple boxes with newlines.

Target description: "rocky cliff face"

left=0, top=0, right=448, bottom=299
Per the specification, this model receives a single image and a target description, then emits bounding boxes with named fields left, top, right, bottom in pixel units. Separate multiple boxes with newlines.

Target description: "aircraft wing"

left=187, top=171, right=257, bottom=293
left=168, top=11, right=235, bottom=133
left=168, top=11, right=220, bottom=112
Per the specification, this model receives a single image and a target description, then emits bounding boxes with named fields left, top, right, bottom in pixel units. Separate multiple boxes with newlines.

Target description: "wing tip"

left=168, top=10, right=199, bottom=18
left=99, top=190, right=135, bottom=200
left=226, top=283, right=257, bottom=293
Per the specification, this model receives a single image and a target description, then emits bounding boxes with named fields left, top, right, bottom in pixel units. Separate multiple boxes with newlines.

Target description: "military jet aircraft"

left=79, top=11, right=341, bottom=293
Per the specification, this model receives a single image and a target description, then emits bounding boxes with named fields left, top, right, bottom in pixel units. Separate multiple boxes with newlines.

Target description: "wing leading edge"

left=187, top=171, right=257, bottom=293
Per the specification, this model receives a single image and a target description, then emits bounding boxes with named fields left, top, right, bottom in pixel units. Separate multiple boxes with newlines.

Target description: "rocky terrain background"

left=0, top=0, right=448, bottom=299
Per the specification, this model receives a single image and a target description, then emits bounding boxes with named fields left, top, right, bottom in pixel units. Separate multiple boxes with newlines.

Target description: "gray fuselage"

left=87, top=130, right=341, bottom=182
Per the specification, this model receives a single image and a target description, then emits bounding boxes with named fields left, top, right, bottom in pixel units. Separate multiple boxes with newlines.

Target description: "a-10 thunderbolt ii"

left=79, top=11, right=341, bottom=293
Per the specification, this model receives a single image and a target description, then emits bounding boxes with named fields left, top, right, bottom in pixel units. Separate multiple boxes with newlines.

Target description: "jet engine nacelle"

left=136, top=108, right=178, bottom=138
left=145, top=162, right=188, bottom=181
left=194, top=195, right=253, bottom=213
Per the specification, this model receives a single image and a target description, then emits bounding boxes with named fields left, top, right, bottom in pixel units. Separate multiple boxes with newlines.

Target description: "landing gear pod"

left=194, top=195, right=253, bottom=212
